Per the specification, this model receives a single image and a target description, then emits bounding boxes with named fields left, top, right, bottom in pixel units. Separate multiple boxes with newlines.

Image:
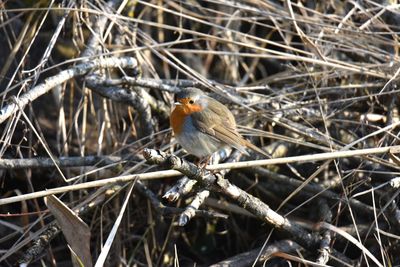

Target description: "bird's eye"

left=189, top=99, right=194, bottom=104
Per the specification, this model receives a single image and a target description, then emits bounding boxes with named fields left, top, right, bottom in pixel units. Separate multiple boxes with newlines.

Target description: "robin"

left=170, top=88, right=268, bottom=164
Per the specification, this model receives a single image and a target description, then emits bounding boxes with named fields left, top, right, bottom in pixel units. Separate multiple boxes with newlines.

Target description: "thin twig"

left=0, top=155, right=122, bottom=169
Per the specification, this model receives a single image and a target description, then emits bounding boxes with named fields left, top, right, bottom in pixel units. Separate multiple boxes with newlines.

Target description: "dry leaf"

left=45, top=195, right=92, bottom=267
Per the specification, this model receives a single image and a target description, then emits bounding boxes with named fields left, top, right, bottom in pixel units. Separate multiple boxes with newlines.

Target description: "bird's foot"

left=195, top=156, right=211, bottom=174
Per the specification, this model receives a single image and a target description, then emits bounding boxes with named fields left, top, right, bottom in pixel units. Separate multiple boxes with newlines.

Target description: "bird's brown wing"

left=191, top=97, right=248, bottom=154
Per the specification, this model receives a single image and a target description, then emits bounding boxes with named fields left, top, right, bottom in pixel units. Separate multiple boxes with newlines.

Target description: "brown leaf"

left=45, top=195, right=92, bottom=267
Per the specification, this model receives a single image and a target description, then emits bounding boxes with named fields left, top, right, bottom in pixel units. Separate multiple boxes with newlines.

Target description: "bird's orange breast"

left=170, top=102, right=203, bottom=135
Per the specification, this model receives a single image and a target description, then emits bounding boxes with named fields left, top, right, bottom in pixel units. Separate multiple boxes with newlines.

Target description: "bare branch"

left=0, top=155, right=121, bottom=169
left=143, top=149, right=320, bottom=250
left=0, top=57, right=138, bottom=124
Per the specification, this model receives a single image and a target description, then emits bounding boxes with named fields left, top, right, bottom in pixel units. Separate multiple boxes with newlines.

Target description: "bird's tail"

left=242, top=139, right=270, bottom=158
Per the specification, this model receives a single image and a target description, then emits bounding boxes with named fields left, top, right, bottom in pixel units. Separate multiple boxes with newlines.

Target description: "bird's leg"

left=201, top=155, right=211, bottom=169
left=195, top=156, right=211, bottom=172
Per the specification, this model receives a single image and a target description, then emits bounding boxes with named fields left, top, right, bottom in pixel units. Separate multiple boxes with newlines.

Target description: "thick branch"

left=0, top=57, right=138, bottom=124
left=85, top=77, right=156, bottom=137
left=143, top=149, right=320, bottom=250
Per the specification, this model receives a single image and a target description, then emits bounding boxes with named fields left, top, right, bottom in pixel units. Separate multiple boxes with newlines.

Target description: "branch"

left=1, top=145, right=398, bottom=205
left=80, top=0, right=122, bottom=58
left=143, top=149, right=320, bottom=250
left=135, top=180, right=226, bottom=220
left=204, top=145, right=400, bottom=171
left=210, top=240, right=302, bottom=267
left=0, top=57, right=138, bottom=124
left=0, top=155, right=121, bottom=169
left=124, top=77, right=202, bottom=93
left=85, top=76, right=157, bottom=137
left=178, top=190, right=210, bottom=226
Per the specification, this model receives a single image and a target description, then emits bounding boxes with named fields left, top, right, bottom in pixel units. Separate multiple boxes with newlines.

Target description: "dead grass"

left=1, top=0, right=400, bottom=266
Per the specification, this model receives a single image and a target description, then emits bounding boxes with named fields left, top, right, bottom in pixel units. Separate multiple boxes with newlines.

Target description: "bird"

left=170, top=87, right=269, bottom=164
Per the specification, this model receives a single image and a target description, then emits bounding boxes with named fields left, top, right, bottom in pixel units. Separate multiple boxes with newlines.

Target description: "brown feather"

left=191, top=96, right=268, bottom=157
left=241, top=139, right=270, bottom=158
left=191, top=96, right=242, bottom=148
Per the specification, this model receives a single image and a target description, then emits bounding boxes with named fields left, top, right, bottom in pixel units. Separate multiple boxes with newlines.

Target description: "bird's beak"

left=174, top=102, right=182, bottom=106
